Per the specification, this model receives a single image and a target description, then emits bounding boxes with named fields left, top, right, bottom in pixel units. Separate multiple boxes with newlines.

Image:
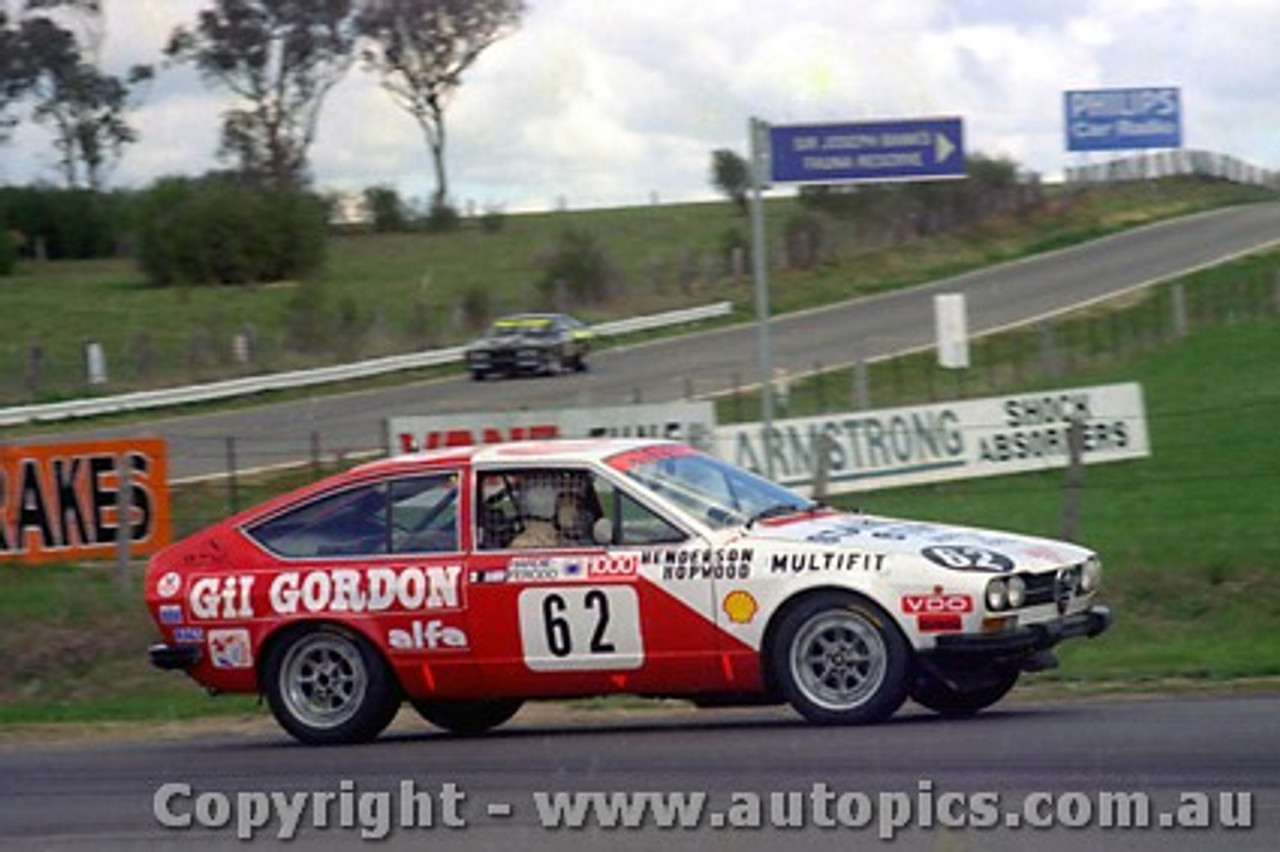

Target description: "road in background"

left=27, top=203, right=1280, bottom=480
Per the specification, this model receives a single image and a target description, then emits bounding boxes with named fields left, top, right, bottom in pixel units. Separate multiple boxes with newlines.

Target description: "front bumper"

left=149, top=642, right=203, bottom=671
left=928, top=606, right=1112, bottom=661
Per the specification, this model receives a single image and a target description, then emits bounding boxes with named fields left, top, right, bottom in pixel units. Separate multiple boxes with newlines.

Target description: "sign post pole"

left=748, top=116, right=775, bottom=478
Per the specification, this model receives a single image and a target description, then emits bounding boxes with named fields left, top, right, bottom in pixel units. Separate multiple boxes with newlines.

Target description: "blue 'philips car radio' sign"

left=769, top=117, right=965, bottom=184
left=1064, top=87, right=1182, bottom=152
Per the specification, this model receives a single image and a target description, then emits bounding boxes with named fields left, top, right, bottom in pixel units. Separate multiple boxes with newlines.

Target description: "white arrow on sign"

left=935, top=132, right=956, bottom=164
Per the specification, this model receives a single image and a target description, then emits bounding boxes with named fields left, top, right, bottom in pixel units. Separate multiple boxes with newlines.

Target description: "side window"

left=248, top=483, right=390, bottom=558
left=475, top=468, right=605, bottom=550
left=390, top=474, right=459, bottom=554
left=594, top=478, right=687, bottom=546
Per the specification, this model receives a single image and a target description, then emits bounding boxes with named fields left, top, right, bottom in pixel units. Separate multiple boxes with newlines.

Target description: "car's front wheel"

left=910, top=667, right=1019, bottom=717
left=770, top=592, right=911, bottom=725
left=411, top=698, right=524, bottom=735
left=263, top=626, right=400, bottom=745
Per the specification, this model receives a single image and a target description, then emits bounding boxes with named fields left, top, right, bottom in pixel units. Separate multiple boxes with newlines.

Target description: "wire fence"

left=161, top=259, right=1280, bottom=538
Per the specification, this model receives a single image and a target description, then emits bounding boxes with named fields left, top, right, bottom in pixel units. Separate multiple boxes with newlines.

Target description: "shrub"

left=0, top=227, right=15, bottom=276
left=533, top=227, right=616, bottom=309
left=135, top=176, right=327, bottom=287
left=0, top=186, right=124, bottom=260
left=364, top=185, right=407, bottom=232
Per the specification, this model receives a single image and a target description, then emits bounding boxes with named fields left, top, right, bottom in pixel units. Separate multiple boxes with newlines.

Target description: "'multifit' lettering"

left=771, top=553, right=886, bottom=573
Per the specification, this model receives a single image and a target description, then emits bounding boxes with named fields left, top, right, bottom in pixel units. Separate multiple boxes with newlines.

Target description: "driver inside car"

left=510, top=478, right=594, bottom=548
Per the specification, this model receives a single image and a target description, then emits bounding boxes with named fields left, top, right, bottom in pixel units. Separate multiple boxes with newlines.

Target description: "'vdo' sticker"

left=921, top=546, right=1015, bottom=573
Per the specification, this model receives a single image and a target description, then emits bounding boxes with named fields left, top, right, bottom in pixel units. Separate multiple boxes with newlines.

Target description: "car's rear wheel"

left=770, top=592, right=910, bottom=725
left=910, top=667, right=1019, bottom=717
left=263, top=626, right=400, bottom=745
left=411, top=698, right=523, bottom=735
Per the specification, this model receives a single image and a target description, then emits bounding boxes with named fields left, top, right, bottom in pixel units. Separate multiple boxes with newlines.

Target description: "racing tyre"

left=770, top=592, right=911, bottom=725
left=411, top=699, right=524, bottom=735
left=264, top=627, right=400, bottom=745
left=910, top=668, right=1019, bottom=717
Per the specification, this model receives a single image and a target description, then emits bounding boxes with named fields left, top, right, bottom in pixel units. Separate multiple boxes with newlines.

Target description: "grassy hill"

left=0, top=177, right=1271, bottom=404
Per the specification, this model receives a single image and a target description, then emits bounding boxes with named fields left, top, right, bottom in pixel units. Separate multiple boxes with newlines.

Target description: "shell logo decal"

left=722, top=590, right=759, bottom=625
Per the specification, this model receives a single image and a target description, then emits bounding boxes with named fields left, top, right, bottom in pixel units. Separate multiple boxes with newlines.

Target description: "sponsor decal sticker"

left=920, top=546, right=1014, bottom=573
left=156, top=571, right=182, bottom=598
left=187, top=565, right=465, bottom=621
left=769, top=551, right=886, bottom=574
left=507, top=557, right=583, bottom=583
left=208, top=628, right=252, bottom=669
left=722, top=590, right=759, bottom=625
left=901, top=593, right=974, bottom=615
left=173, top=626, right=204, bottom=643
left=916, top=614, right=964, bottom=633
left=903, top=592, right=972, bottom=633
left=645, top=547, right=754, bottom=581
left=587, top=554, right=639, bottom=578
left=388, top=620, right=469, bottom=652
left=158, top=604, right=184, bottom=625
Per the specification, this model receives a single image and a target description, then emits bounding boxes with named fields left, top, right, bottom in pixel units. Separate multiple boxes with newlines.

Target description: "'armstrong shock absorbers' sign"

left=0, top=439, right=170, bottom=563
left=717, top=383, right=1149, bottom=496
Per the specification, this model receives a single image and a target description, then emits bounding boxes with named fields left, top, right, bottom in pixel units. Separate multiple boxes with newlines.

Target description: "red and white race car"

left=146, top=439, right=1110, bottom=744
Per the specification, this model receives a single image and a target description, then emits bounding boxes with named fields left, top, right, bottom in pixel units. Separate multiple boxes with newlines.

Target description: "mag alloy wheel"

left=264, top=627, right=399, bottom=745
left=771, top=593, right=911, bottom=725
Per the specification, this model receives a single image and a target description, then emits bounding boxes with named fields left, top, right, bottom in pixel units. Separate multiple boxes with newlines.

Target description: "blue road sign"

left=1064, top=87, right=1181, bottom=152
left=769, top=117, right=965, bottom=184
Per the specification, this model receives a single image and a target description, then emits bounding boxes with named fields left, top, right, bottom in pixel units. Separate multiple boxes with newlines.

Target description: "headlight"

left=1006, top=574, right=1027, bottom=608
left=985, top=578, right=1009, bottom=611
left=1081, top=556, right=1103, bottom=592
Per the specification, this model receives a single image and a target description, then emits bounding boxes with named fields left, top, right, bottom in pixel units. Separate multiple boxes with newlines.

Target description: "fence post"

left=1039, top=322, right=1061, bottom=380
left=854, top=359, right=870, bottom=411
left=814, top=361, right=825, bottom=413
left=226, top=436, right=240, bottom=515
left=812, top=432, right=835, bottom=502
left=115, top=456, right=132, bottom=586
left=1060, top=417, right=1085, bottom=542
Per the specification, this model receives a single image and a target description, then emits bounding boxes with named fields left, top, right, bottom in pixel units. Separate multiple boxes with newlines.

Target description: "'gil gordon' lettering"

left=189, top=566, right=463, bottom=620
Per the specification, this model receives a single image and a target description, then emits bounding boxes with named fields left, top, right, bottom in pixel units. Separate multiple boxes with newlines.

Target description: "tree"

left=22, top=16, right=152, bottom=190
left=165, top=0, right=359, bottom=188
left=357, top=0, right=524, bottom=213
left=1, top=1, right=149, bottom=187
left=710, top=148, right=750, bottom=213
left=0, top=11, right=32, bottom=143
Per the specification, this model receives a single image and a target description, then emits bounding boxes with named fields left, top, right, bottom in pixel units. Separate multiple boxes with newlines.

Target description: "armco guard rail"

left=0, top=301, right=733, bottom=427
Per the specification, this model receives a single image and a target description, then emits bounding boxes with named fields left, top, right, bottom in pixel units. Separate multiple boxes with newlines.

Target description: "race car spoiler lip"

left=149, top=642, right=203, bottom=671
left=927, top=606, right=1112, bottom=659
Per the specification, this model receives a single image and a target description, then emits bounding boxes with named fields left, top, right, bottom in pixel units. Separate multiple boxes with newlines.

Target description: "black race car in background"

left=465, top=313, right=594, bottom=380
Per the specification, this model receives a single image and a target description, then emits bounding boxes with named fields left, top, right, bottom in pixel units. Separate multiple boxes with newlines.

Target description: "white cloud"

left=2, top=0, right=1276, bottom=209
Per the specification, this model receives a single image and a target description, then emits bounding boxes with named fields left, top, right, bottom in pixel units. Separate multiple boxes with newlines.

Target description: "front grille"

left=1021, top=564, right=1085, bottom=613
left=1022, top=571, right=1058, bottom=607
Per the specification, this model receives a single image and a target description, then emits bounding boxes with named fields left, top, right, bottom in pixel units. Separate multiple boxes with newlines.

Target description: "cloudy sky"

left=2, top=0, right=1277, bottom=212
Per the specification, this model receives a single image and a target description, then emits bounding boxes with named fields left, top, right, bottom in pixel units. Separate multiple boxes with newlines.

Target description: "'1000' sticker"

left=517, top=586, right=644, bottom=672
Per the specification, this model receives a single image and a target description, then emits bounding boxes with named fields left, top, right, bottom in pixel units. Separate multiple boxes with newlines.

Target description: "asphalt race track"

left=0, top=693, right=1276, bottom=851
left=38, top=202, right=1280, bottom=481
